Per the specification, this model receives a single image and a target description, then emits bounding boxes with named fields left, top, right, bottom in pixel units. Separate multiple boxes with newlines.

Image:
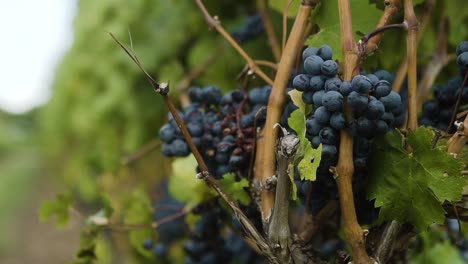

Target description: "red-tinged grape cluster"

left=231, top=14, right=264, bottom=44
left=292, top=45, right=405, bottom=172
left=420, top=41, right=468, bottom=132
left=159, top=85, right=271, bottom=179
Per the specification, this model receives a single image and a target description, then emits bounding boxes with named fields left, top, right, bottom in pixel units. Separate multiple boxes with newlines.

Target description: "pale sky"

left=0, top=1, right=76, bottom=114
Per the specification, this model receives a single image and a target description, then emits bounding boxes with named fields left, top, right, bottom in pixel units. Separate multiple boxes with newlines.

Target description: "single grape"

left=330, top=112, right=345, bottom=130
left=309, top=75, right=325, bottom=92
left=162, top=143, right=173, bottom=157
left=366, top=74, right=379, bottom=86
left=365, top=98, right=385, bottom=120
left=373, top=70, right=394, bottom=84
left=456, top=41, right=468, bottom=56
left=322, top=91, right=343, bottom=112
left=311, top=136, right=321, bottom=148
left=379, top=91, right=402, bottom=112
left=456, top=52, right=468, bottom=72
left=339, top=81, right=352, bottom=96
left=159, top=124, right=175, bottom=142
left=317, top=45, right=333, bottom=61
left=172, top=139, right=190, bottom=156
left=293, top=74, right=311, bottom=91
left=142, top=239, right=153, bottom=250
left=306, top=118, right=323, bottom=136
left=153, top=243, right=168, bottom=258
left=324, top=77, right=342, bottom=92
left=321, top=60, right=339, bottom=76
left=313, top=90, right=325, bottom=107
left=351, top=75, right=373, bottom=93
left=302, top=46, right=319, bottom=60
left=319, top=127, right=338, bottom=145
left=314, top=106, right=331, bottom=124
left=304, top=55, right=324, bottom=75
left=373, top=80, right=392, bottom=98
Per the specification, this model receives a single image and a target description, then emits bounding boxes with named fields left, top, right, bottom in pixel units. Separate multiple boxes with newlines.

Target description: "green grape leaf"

left=168, top=155, right=213, bottom=207
left=367, top=127, right=466, bottom=230
left=307, top=1, right=382, bottom=62
left=410, top=240, right=464, bottom=264
left=268, top=0, right=301, bottom=18
left=38, top=193, right=73, bottom=228
left=122, top=190, right=153, bottom=259
left=288, top=109, right=322, bottom=182
left=218, top=173, right=251, bottom=205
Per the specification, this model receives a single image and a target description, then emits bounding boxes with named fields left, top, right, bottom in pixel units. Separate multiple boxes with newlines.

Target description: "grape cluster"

left=159, top=85, right=271, bottom=178
left=420, top=41, right=468, bottom=131
left=292, top=45, right=405, bottom=172
left=231, top=14, right=264, bottom=44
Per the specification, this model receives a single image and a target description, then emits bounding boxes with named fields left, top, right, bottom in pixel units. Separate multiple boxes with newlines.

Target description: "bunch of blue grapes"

left=231, top=14, right=264, bottom=44
left=292, top=45, right=405, bottom=173
left=420, top=41, right=468, bottom=132
left=159, top=85, right=271, bottom=179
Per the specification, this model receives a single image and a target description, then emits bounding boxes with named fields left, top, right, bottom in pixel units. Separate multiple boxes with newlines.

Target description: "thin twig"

left=121, top=139, right=161, bottom=165
left=254, top=60, right=279, bottom=70
left=194, top=0, right=274, bottom=86
left=257, top=0, right=282, bottom=61
left=363, top=0, right=402, bottom=55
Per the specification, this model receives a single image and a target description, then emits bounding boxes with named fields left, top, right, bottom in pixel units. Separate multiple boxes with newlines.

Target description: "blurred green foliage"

left=39, top=0, right=274, bottom=202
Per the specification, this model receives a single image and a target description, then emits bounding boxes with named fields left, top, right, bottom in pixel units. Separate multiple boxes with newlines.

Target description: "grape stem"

left=109, top=32, right=280, bottom=263
left=363, top=0, right=402, bottom=55
left=403, top=0, right=419, bottom=131
left=258, top=0, right=318, bottom=226
left=335, top=0, right=374, bottom=263
left=120, top=139, right=161, bottom=165
left=257, top=0, right=282, bottom=62
left=393, top=0, right=435, bottom=92
left=194, top=0, right=274, bottom=86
